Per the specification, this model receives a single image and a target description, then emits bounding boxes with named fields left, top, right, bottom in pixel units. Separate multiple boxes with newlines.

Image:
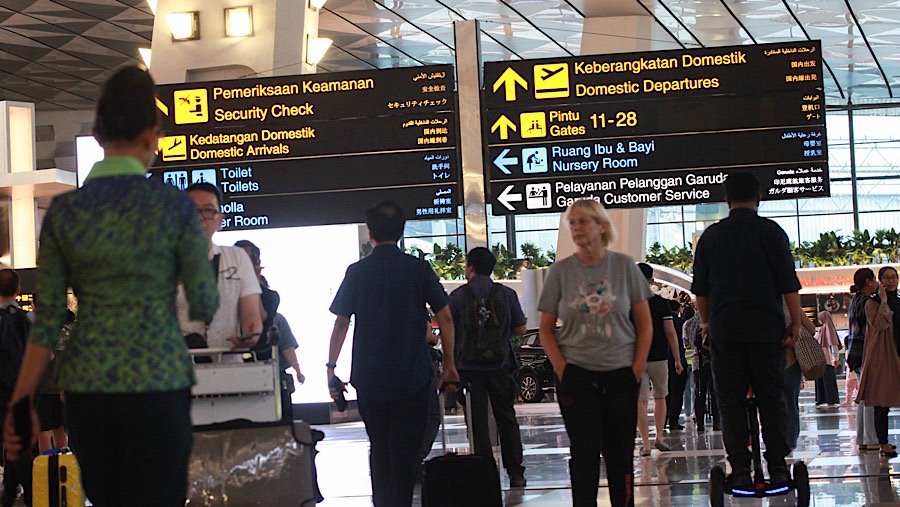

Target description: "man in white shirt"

left=177, top=183, right=262, bottom=351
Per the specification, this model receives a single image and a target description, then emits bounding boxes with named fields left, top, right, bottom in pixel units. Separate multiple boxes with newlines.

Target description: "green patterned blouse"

left=32, top=156, right=219, bottom=393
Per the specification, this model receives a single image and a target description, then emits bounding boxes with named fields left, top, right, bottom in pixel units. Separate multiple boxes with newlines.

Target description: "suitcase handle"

left=438, top=383, right=472, bottom=456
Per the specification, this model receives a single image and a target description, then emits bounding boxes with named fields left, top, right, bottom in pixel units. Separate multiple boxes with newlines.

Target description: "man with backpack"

left=448, top=247, right=528, bottom=487
left=0, top=269, right=32, bottom=506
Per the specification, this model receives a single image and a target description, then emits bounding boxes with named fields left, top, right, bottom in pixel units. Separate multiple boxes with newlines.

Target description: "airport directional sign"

left=150, top=65, right=460, bottom=230
left=482, top=41, right=828, bottom=215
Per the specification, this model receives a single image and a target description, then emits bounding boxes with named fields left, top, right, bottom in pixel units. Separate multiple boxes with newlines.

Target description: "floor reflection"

left=315, top=383, right=900, bottom=506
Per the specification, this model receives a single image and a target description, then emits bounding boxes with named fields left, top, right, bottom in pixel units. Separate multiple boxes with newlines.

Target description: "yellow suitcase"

left=32, top=450, right=86, bottom=507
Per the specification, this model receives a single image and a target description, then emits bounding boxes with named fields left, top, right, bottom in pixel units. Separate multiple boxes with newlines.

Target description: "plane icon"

left=540, top=66, right=564, bottom=80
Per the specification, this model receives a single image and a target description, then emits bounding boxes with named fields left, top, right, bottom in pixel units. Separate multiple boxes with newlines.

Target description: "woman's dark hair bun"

left=94, top=66, right=157, bottom=144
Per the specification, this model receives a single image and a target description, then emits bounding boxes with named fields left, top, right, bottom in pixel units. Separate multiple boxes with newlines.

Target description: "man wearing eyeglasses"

left=176, top=183, right=263, bottom=353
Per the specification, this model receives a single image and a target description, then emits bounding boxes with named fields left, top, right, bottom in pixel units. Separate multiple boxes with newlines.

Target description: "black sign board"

left=150, top=65, right=459, bottom=230
left=482, top=41, right=827, bottom=215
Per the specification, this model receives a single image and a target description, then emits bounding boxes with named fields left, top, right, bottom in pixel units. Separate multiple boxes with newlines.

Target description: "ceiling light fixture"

left=309, top=0, right=328, bottom=10
left=165, top=11, right=200, bottom=41
left=224, top=6, right=254, bottom=37
left=306, top=36, right=333, bottom=65
left=138, top=48, right=152, bottom=68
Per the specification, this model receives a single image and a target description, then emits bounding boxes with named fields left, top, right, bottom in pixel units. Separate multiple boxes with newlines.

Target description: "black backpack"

left=460, top=283, right=508, bottom=365
left=0, top=306, right=30, bottom=392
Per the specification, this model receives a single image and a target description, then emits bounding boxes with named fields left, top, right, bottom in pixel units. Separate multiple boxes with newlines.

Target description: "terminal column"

left=557, top=6, right=671, bottom=260
left=151, top=0, right=324, bottom=84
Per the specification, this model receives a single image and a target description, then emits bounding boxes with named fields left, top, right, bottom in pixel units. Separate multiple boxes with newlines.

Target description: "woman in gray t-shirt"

left=538, top=199, right=652, bottom=507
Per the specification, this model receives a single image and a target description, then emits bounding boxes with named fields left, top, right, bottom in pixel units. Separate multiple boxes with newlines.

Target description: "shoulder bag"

left=794, top=325, right=826, bottom=380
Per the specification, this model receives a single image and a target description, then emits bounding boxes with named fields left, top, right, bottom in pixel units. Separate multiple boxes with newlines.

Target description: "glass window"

left=758, top=199, right=797, bottom=217
left=647, top=205, right=682, bottom=224
left=797, top=181, right=853, bottom=215
left=826, top=112, right=851, bottom=179
left=857, top=178, right=900, bottom=212
left=690, top=203, right=728, bottom=224
left=647, top=223, right=687, bottom=249
left=859, top=211, right=900, bottom=234
left=515, top=231, right=558, bottom=257
left=767, top=216, right=800, bottom=247
left=514, top=212, right=561, bottom=232
left=402, top=208, right=464, bottom=254
left=798, top=214, right=853, bottom=244
left=487, top=207, right=506, bottom=238
left=850, top=115, right=900, bottom=179
left=489, top=232, right=507, bottom=249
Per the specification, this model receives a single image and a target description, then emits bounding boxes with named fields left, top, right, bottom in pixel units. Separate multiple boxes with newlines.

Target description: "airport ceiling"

left=2, top=0, right=900, bottom=112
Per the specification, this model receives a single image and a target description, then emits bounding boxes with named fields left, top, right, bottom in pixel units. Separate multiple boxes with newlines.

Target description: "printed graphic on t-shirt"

left=571, top=278, right=617, bottom=337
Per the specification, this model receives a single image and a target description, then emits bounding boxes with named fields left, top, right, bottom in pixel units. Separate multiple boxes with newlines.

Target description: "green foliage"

left=430, top=243, right=467, bottom=280
left=790, top=228, right=900, bottom=267
left=651, top=228, right=900, bottom=270
left=520, top=241, right=553, bottom=269
left=405, top=245, right=426, bottom=260
left=644, top=242, right=694, bottom=273
left=491, top=243, right=518, bottom=280
left=410, top=242, right=558, bottom=280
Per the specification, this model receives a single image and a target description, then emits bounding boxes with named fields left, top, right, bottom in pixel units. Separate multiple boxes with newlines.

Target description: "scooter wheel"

left=792, top=461, right=810, bottom=507
left=709, top=465, right=727, bottom=507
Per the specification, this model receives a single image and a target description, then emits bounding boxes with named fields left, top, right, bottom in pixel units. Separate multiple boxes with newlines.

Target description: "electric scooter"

left=708, top=392, right=810, bottom=506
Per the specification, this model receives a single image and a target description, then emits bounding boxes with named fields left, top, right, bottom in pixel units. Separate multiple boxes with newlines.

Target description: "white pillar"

left=555, top=13, right=672, bottom=260
left=0, top=102, right=36, bottom=268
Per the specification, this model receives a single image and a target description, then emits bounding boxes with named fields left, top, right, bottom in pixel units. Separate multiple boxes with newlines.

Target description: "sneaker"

left=509, top=473, right=527, bottom=488
left=728, top=469, right=753, bottom=489
left=668, top=423, right=685, bottom=431
left=768, top=464, right=791, bottom=485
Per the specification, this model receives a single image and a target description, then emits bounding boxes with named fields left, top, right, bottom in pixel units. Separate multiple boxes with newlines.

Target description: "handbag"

left=794, top=326, right=826, bottom=380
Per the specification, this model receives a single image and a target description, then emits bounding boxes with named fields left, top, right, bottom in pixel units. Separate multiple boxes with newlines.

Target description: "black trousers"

left=665, top=364, right=689, bottom=426
left=418, top=377, right=441, bottom=462
left=0, top=392, right=31, bottom=505
left=874, top=406, right=891, bottom=445
left=357, top=384, right=430, bottom=507
left=557, top=365, right=639, bottom=507
left=815, top=365, right=840, bottom=405
left=694, top=362, right=719, bottom=426
left=710, top=340, right=789, bottom=473
left=459, top=368, right=525, bottom=475
left=65, top=390, right=192, bottom=507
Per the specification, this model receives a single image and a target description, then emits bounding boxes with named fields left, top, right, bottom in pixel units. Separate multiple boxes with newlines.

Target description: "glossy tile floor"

left=315, top=380, right=900, bottom=506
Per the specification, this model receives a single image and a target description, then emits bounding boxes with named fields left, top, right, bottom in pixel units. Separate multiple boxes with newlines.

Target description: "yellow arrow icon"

left=491, top=115, right=517, bottom=140
left=492, top=67, right=528, bottom=102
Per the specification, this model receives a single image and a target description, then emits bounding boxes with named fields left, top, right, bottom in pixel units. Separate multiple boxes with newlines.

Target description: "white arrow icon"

left=498, top=185, right=523, bottom=211
left=493, top=149, right=518, bottom=175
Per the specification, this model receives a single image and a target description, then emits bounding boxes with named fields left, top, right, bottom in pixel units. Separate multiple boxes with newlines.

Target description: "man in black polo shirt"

left=327, top=201, right=459, bottom=507
left=636, top=263, right=683, bottom=456
left=691, top=172, right=801, bottom=488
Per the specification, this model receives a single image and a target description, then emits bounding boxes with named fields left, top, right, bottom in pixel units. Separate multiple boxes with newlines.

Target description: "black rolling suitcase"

left=422, top=387, right=502, bottom=507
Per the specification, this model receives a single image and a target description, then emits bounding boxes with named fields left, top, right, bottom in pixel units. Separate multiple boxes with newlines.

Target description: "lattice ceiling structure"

left=3, top=0, right=900, bottom=111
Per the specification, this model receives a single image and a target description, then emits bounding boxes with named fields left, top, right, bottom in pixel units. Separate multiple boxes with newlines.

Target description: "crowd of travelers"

left=0, top=64, right=895, bottom=507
